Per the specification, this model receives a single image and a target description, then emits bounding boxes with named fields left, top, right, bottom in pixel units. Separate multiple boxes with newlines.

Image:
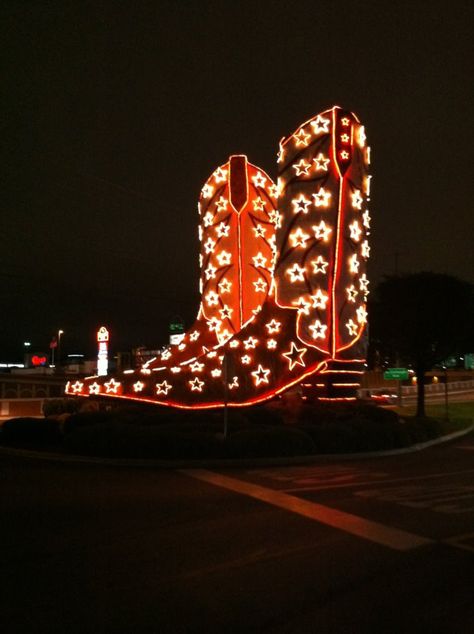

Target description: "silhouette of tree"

left=371, top=272, right=474, bottom=417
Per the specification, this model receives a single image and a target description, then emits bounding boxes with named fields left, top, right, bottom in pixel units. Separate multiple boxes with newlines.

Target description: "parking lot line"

left=182, top=469, right=433, bottom=551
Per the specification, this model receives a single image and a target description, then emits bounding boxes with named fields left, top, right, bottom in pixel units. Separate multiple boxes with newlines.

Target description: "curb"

left=0, top=422, right=473, bottom=469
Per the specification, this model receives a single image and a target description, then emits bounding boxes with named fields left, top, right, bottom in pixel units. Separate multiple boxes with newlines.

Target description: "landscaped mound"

left=0, top=397, right=449, bottom=460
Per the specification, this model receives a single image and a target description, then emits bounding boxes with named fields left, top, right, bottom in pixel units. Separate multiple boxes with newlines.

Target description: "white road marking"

left=444, top=532, right=474, bottom=553
left=182, top=469, right=432, bottom=551
left=282, top=468, right=474, bottom=493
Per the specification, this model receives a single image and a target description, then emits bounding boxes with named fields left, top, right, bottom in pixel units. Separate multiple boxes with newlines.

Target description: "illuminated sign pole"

left=97, top=326, right=109, bottom=377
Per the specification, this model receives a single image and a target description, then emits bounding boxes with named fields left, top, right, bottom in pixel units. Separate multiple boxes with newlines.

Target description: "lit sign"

left=97, top=326, right=109, bottom=376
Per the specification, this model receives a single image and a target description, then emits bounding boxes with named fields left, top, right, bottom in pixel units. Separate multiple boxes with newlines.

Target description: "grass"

left=394, top=400, right=474, bottom=435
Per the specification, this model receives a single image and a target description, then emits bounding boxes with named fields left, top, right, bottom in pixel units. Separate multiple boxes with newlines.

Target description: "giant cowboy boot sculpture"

left=69, top=106, right=370, bottom=406
left=68, top=156, right=277, bottom=398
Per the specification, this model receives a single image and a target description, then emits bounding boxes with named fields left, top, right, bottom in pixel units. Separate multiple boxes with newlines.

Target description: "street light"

left=57, top=330, right=64, bottom=370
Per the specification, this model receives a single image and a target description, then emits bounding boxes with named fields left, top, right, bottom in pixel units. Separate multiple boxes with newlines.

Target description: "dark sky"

left=2, top=0, right=473, bottom=359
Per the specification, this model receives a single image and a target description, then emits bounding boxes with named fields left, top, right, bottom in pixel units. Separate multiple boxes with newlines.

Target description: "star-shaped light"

left=211, top=368, right=222, bottom=378
left=293, top=297, right=311, bottom=315
left=341, top=117, right=351, bottom=127
left=253, top=197, right=266, bottom=211
left=287, top=263, right=306, bottom=283
left=229, top=340, right=240, bottom=349
left=314, top=153, right=330, bottom=171
left=189, top=377, right=205, bottom=392
left=346, top=319, right=358, bottom=336
left=252, top=171, right=267, bottom=188
left=362, top=209, right=371, bottom=229
left=156, top=380, right=172, bottom=396
left=71, top=381, right=84, bottom=394
left=228, top=377, right=239, bottom=390
left=294, top=127, right=311, bottom=147
left=351, top=190, right=363, bottom=210
left=205, top=264, right=217, bottom=280
left=219, top=328, right=232, bottom=342
left=89, top=382, right=100, bottom=395
left=311, top=289, right=329, bottom=310
left=204, top=237, right=216, bottom=253
left=349, top=221, right=362, bottom=242
left=282, top=342, right=307, bottom=371
left=311, top=255, right=329, bottom=274
left=178, top=342, right=186, bottom=351
left=349, top=254, right=360, bottom=274
left=216, top=250, right=232, bottom=266
left=189, top=330, right=200, bottom=342
left=201, top=184, right=214, bottom=199
left=265, top=319, right=281, bottom=334
left=290, top=228, right=310, bottom=248
left=313, top=221, right=332, bottom=241
left=219, top=305, right=233, bottom=320
left=340, top=150, right=350, bottom=160
left=161, top=348, right=172, bottom=360
left=267, top=339, right=277, bottom=349
left=253, top=224, right=266, bottom=238
left=268, top=210, right=282, bottom=228
left=356, top=305, right=368, bottom=324
left=277, top=145, right=285, bottom=164
left=251, top=364, right=271, bottom=386
left=215, top=196, right=228, bottom=212
left=244, top=336, right=258, bottom=349
left=310, top=114, right=330, bottom=134
left=218, top=278, right=232, bottom=293
left=309, top=319, right=327, bottom=340
left=292, top=194, right=312, bottom=215
left=104, top=378, right=121, bottom=394
left=170, top=367, right=181, bottom=373
left=346, top=285, right=358, bottom=303
left=214, top=166, right=228, bottom=183
left=216, top=222, right=230, bottom=238
left=361, top=240, right=370, bottom=259
left=269, top=183, right=279, bottom=198
left=207, top=350, right=218, bottom=358
left=133, top=381, right=145, bottom=393
left=189, top=361, right=204, bottom=373
left=313, top=187, right=331, bottom=208
left=253, top=252, right=267, bottom=268
left=293, top=159, right=311, bottom=176
left=340, top=133, right=350, bottom=143
left=241, top=355, right=252, bottom=365
left=359, top=274, right=370, bottom=295
left=206, top=291, right=219, bottom=306
left=208, top=317, right=222, bottom=332
left=203, top=212, right=214, bottom=227
left=254, top=279, right=267, bottom=293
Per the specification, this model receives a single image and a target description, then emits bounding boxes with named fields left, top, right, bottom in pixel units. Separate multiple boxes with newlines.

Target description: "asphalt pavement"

left=1, top=433, right=474, bottom=633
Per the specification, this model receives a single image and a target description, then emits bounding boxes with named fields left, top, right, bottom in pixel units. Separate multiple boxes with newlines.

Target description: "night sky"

left=2, top=0, right=473, bottom=360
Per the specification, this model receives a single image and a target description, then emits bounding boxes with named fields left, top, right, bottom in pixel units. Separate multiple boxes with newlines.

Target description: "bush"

left=1, top=417, right=62, bottom=445
left=64, top=422, right=225, bottom=459
left=43, top=398, right=81, bottom=417
left=227, top=426, right=315, bottom=458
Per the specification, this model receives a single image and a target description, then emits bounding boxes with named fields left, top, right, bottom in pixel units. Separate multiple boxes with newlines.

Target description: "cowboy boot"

left=69, top=106, right=370, bottom=405
left=68, top=156, right=277, bottom=398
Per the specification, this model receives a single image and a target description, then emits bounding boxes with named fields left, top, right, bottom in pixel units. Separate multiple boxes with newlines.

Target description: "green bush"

left=1, top=417, right=62, bottom=445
